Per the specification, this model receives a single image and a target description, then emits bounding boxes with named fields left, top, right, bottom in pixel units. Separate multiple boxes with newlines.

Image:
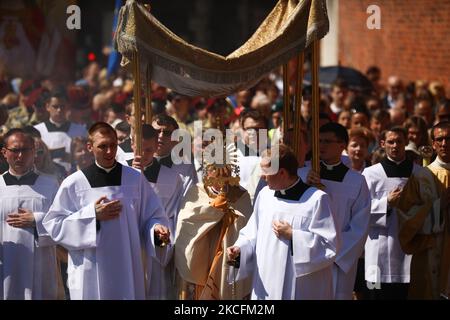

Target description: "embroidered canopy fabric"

left=115, top=0, right=329, bottom=97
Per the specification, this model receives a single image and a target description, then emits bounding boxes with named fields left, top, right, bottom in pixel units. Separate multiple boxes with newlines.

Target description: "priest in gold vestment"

left=174, top=145, right=253, bottom=300
left=397, top=121, right=450, bottom=299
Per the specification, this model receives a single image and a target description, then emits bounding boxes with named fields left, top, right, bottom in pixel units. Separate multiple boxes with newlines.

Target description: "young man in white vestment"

left=362, top=127, right=419, bottom=299
left=34, top=90, right=87, bottom=172
left=299, top=123, right=371, bottom=300
left=227, top=144, right=340, bottom=299
left=152, top=114, right=198, bottom=197
left=127, top=124, right=183, bottom=299
left=1, top=128, right=60, bottom=299
left=235, top=110, right=268, bottom=204
left=42, top=122, right=171, bottom=300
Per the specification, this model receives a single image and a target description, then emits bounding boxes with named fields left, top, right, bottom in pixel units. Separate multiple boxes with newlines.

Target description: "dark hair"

left=49, top=88, right=67, bottom=101
left=22, top=125, right=42, bottom=139
left=3, top=128, right=35, bottom=147
left=385, top=126, right=407, bottom=141
left=331, top=78, right=349, bottom=90
left=403, top=116, right=429, bottom=147
left=262, top=144, right=298, bottom=177
left=431, top=121, right=450, bottom=141
left=115, top=121, right=131, bottom=135
left=371, top=109, right=390, bottom=122
left=88, top=122, right=117, bottom=143
left=239, top=109, right=268, bottom=129
left=142, top=124, right=158, bottom=140
left=34, top=90, right=50, bottom=109
left=366, top=66, right=381, bottom=75
left=110, top=103, right=125, bottom=115
left=307, top=112, right=331, bottom=131
left=319, top=122, right=349, bottom=145
left=153, top=114, right=179, bottom=130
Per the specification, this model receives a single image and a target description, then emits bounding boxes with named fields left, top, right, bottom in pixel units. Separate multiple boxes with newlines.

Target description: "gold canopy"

left=115, top=0, right=329, bottom=97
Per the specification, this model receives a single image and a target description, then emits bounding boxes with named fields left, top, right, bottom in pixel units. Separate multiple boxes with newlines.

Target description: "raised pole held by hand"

left=132, top=50, right=143, bottom=159
left=311, top=40, right=324, bottom=189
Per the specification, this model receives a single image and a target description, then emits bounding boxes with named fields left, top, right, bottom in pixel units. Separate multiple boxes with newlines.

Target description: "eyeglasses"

left=157, top=129, right=173, bottom=137
left=319, top=139, right=343, bottom=145
left=50, top=104, right=66, bottom=110
left=4, top=147, right=33, bottom=154
left=244, top=127, right=266, bottom=133
left=434, top=136, right=450, bottom=143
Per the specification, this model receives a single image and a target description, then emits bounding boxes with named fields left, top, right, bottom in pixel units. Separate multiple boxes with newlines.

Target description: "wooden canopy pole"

left=293, top=53, right=304, bottom=158
left=311, top=40, right=321, bottom=176
left=132, top=50, right=142, bottom=157
left=145, top=64, right=153, bottom=125
left=282, top=63, right=291, bottom=139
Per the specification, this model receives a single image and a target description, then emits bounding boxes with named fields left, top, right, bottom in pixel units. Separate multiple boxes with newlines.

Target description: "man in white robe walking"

left=1, top=128, right=59, bottom=299
left=127, top=124, right=184, bottom=299
left=362, top=127, right=419, bottom=299
left=34, top=90, right=87, bottom=172
left=227, top=144, right=339, bottom=299
left=152, top=114, right=198, bottom=197
left=300, top=122, right=371, bottom=300
left=43, top=122, right=170, bottom=300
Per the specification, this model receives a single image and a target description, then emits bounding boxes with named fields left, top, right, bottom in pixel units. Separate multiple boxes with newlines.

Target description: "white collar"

left=387, top=156, right=405, bottom=165
left=433, top=156, right=450, bottom=170
left=321, top=160, right=341, bottom=170
left=95, top=161, right=117, bottom=173
left=279, top=177, right=300, bottom=195
left=8, top=168, right=34, bottom=179
left=330, top=103, right=342, bottom=114
left=49, top=118, right=65, bottom=128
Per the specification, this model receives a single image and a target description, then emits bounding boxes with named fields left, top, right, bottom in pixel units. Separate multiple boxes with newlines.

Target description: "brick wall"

left=338, top=0, right=450, bottom=95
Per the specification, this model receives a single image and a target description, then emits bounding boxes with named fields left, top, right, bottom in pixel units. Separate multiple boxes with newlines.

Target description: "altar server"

left=43, top=122, right=170, bottom=300
left=227, top=144, right=339, bottom=300
left=1, top=128, right=59, bottom=299
left=128, top=124, right=184, bottom=299
left=299, top=122, right=371, bottom=300
left=34, top=90, right=87, bottom=172
left=362, top=127, right=420, bottom=299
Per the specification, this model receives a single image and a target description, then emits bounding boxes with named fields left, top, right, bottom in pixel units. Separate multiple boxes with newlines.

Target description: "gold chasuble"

left=397, top=159, right=450, bottom=299
left=175, top=184, right=253, bottom=300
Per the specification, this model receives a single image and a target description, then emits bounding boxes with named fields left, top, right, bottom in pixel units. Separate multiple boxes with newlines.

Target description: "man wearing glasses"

left=299, top=122, right=371, bottom=300
left=0, top=128, right=60, bottom=299
left=152, top=114, right=197, bottom=197
left=397, top=121, right=450, bottom=299
left=236, top=110, right=268, bottom=204
left=34, top=90, right=87, bottom=173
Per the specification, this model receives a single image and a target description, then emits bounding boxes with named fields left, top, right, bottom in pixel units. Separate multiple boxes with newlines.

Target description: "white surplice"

left=0, top=173, right=59, bottom=300
left=233, top=183, right=339, bottom=300
left=34, top=121, right=87, bottom=171
left=42, top=164, right=169, bottom=300
left=157, top=154, right=198, bottom=197
left=298, top=165, right=371, bottom=300
left=362, top=161, right=420, bottom=284
left=126, top=161, right=184, bottom=299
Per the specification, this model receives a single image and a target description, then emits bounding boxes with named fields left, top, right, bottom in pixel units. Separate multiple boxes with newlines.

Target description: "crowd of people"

left=0, top=60, right=449, bottom=300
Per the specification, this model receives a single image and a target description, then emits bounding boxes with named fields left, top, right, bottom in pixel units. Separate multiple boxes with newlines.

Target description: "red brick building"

left=321, top=0, right=450, bottom=95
